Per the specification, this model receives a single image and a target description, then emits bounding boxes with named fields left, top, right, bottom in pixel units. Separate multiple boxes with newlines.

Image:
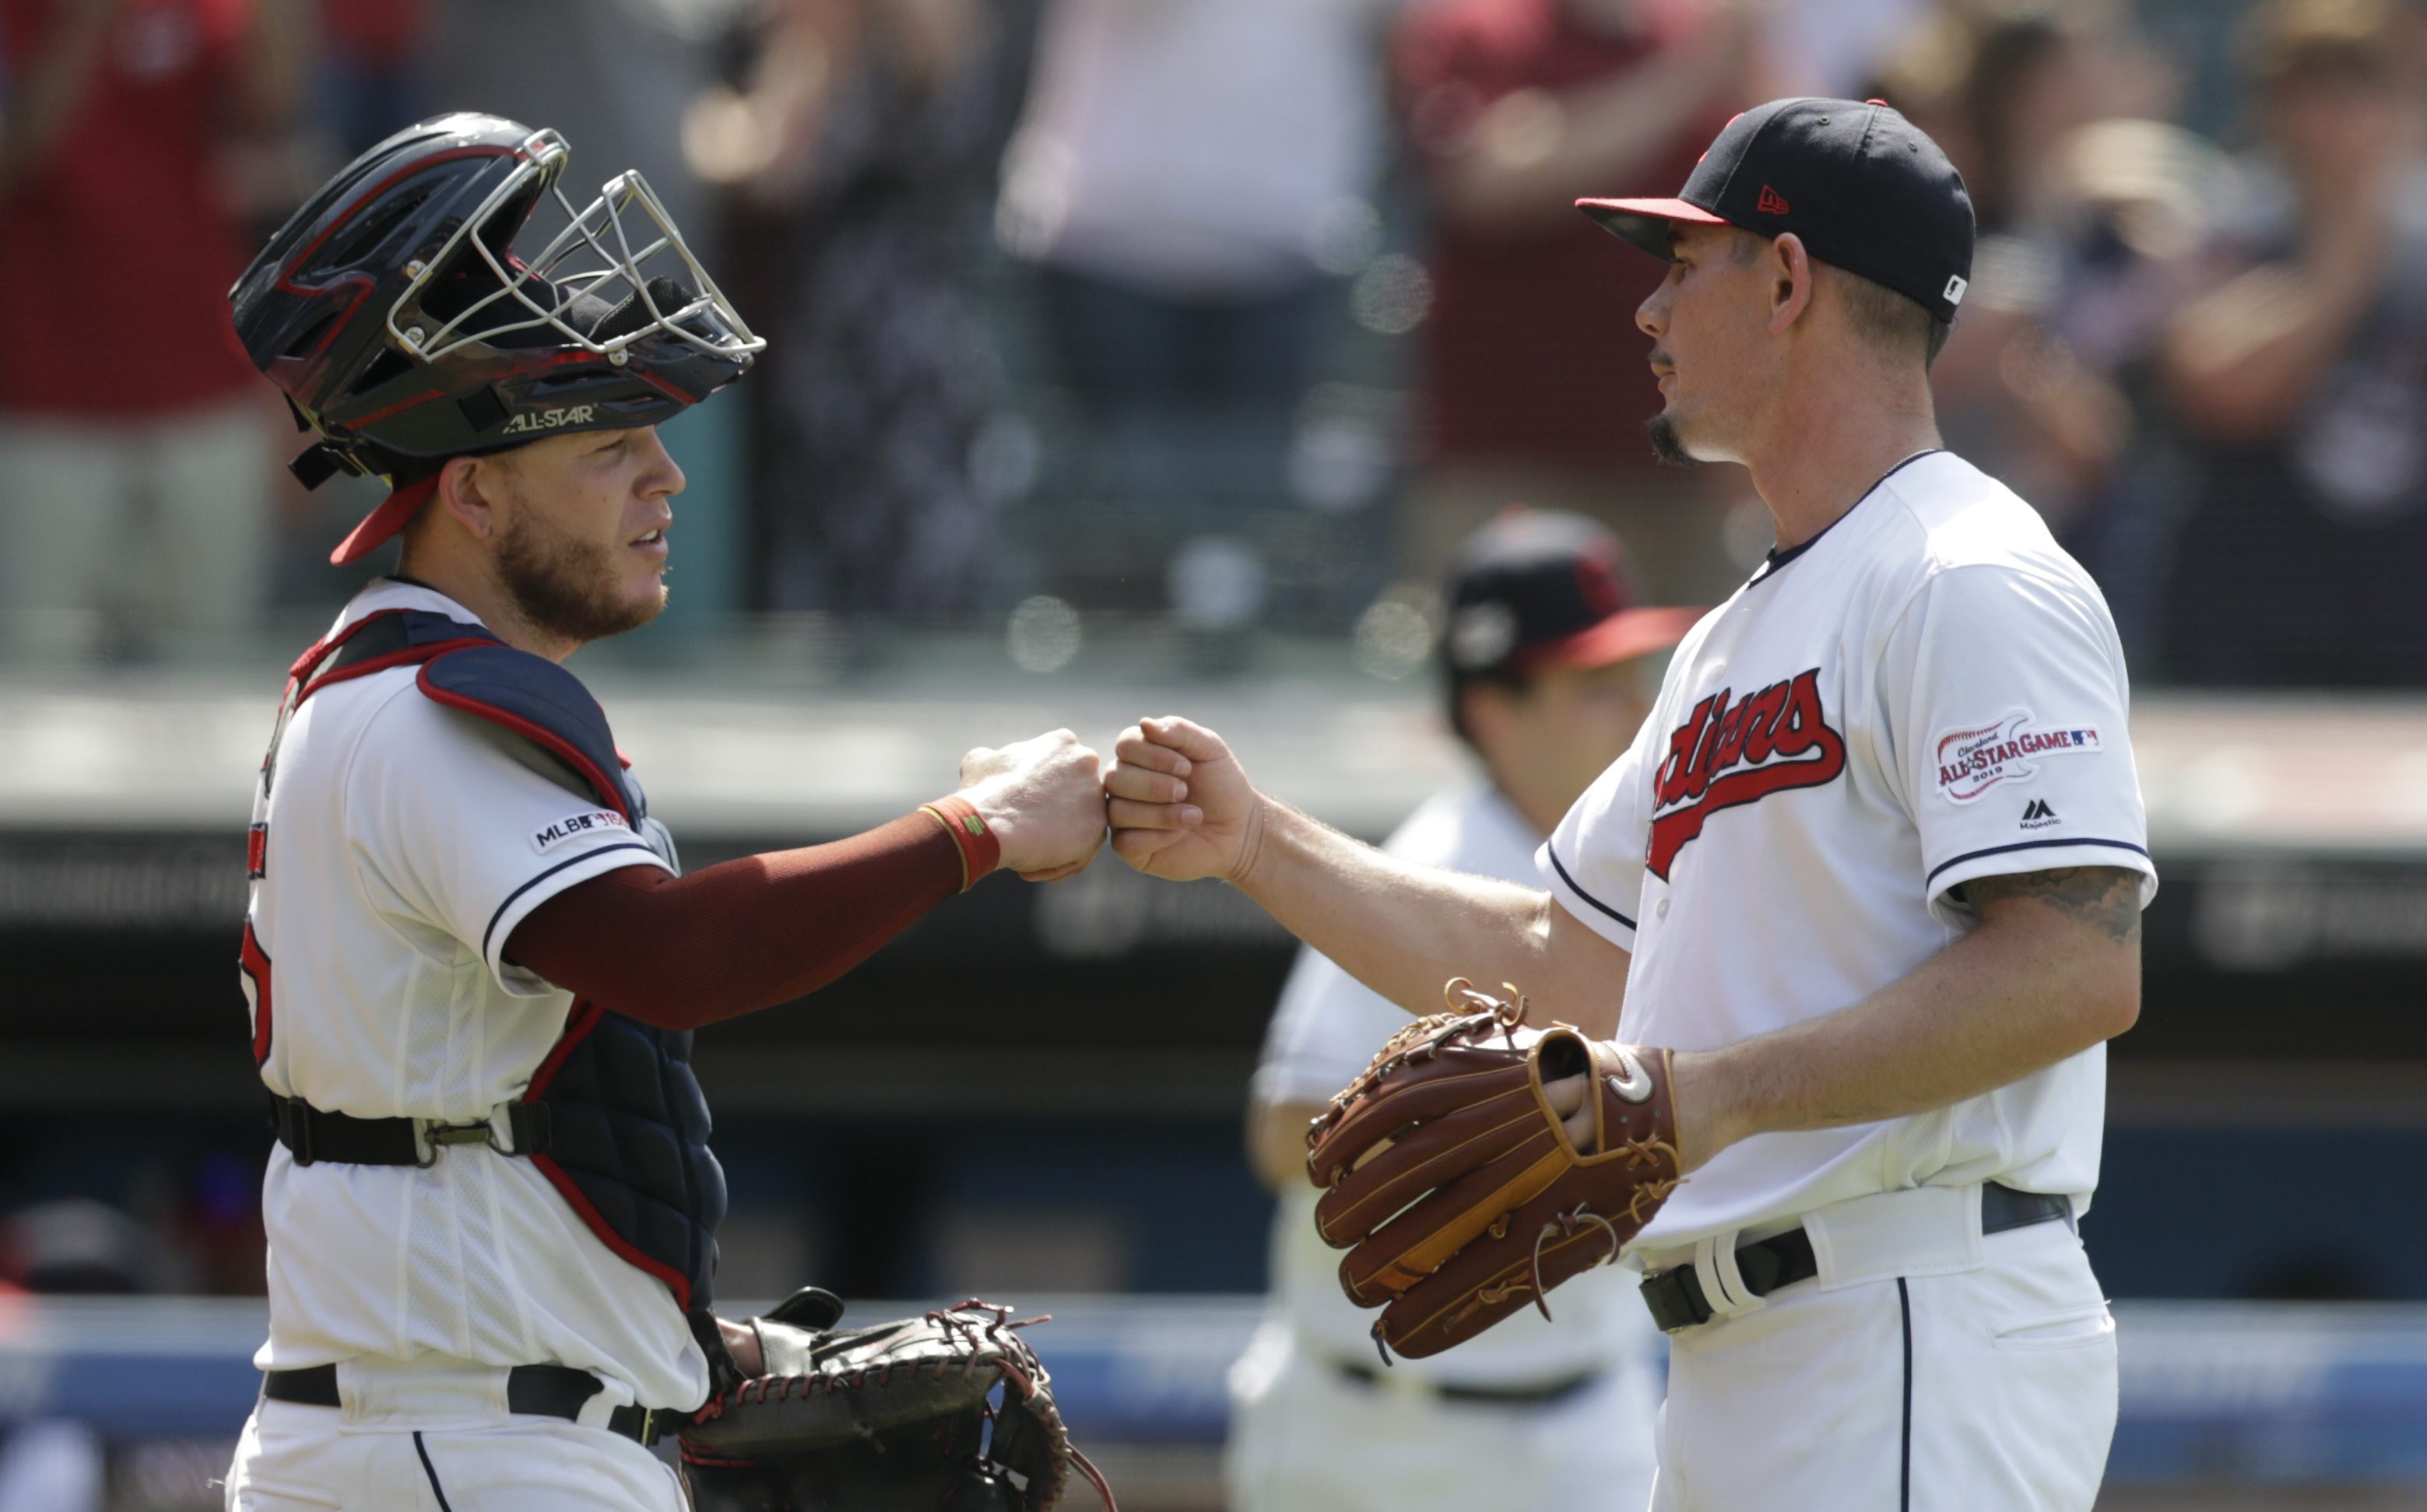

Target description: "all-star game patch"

left=1933, top=710, right=2100, bottom=804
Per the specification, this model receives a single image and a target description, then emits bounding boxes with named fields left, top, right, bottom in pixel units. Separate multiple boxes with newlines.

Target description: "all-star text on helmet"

left=230, top=113, right=764, bottom=563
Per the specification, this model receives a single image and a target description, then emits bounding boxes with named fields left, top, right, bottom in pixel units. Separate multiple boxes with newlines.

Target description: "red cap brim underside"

left=1510, top=605, right=1705, bottom=678
left=330, top=474, right=441, bottom=566
left=1575, top=197, right=1731, bottom=261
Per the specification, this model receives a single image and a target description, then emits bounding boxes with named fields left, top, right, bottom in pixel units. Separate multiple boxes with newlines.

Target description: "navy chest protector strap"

left=253, top=609, right=730, bottom=1340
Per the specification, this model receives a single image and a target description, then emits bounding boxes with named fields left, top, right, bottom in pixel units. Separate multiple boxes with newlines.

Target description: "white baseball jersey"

left=244, top=579, right=708, bottom=1410
left=1539, top=450, right=2156, bottom=1251
left=1256, top=782, right=1654, bottom=1387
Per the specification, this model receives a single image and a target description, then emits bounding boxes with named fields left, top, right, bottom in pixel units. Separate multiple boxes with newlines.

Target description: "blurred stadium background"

left=5, top=0, right=2427, bottom=1505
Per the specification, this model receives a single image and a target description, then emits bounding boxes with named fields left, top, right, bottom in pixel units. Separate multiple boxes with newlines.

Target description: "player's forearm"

left=1671, top=867, right=2141, bottom=1171
left=507, top=812, right=967, bottom=1028
left=1233, top=797, right=1559, bottom=1017
left=1430, top=25, right=1737, bottom=232
left=2163, top=247, right=2383, bottom=439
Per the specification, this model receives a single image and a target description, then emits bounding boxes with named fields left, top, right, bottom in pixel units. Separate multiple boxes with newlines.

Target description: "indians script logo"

left=1647, top=668, right=1844, bottom=879
left=1933, top=710, right=2100, bottom=804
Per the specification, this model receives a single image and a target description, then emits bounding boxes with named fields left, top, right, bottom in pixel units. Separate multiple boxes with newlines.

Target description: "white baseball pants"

left=1650, top=1210, right=2116, bottom=1511
left=1225, top=1324, right=1660, bottom=1511
left=223, top=1400, right=684, bottom=1511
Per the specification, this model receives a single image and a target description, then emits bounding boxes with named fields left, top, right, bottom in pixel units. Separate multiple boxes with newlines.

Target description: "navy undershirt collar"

left=1746, top=449, right=1943, bottom=587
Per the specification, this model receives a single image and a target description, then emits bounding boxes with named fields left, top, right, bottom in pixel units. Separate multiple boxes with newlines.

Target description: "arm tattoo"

left=1958, top=866, right=2142, bottom=945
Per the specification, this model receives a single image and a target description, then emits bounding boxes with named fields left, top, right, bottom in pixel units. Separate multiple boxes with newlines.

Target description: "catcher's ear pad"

left=767, top=1286, right=847, bottom=1331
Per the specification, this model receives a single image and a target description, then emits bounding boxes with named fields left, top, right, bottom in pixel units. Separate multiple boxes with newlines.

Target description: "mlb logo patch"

left=532, top=809, right=630, bottom=854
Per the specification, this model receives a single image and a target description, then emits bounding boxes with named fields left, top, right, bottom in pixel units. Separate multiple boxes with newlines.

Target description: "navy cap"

left=1578, top=97, right=1975, bottom=324
left=1444, top=510, right=1701, bottom=680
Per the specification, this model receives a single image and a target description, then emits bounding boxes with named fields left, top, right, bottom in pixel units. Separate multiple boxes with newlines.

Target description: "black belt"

left=262, top=1363, right=664, bottom=1445
left=269, top=1093, right=550, bottom=1167
left=1639, top=1182, right=2074, bottom=1335
left=1334, top=1359, right=1599, bottom=1408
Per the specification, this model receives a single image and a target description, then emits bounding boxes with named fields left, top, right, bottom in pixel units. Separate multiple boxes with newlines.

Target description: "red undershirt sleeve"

left=504, top=812, right=966, bottom=1030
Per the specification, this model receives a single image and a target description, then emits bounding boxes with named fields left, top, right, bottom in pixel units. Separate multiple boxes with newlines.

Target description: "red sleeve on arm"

left=506, top=812, right=967, bottom=1030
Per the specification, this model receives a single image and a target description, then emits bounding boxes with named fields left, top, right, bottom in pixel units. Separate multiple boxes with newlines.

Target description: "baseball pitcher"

left=1108, top=98, right=2149, bottom=1510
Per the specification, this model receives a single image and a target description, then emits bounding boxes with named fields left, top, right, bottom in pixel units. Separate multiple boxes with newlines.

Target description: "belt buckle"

left=1640, top=1264, right=1711, bottom=1334
left=610, top=1402, right=663, bottom=1445
left=416, top=1119, right=491, bottom=1167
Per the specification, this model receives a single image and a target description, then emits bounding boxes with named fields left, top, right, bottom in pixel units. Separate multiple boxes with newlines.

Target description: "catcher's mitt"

left=1305, top=980, right=1683, bottom=1359
left=680, top=1289, right=1116, bottom=1512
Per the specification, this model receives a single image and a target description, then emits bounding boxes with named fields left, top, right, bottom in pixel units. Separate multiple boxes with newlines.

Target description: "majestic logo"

left=2021, top=798, right=2060, bottom=829
left=501, top=404, right=598, bottom=436
left=1647, top=668, right=1845, bottom=879
left=1934, top=710, right=2100, bottom=804
left=532, top=809, right=630, bottom=854
left=1756, top=184, right=1792, bottom=216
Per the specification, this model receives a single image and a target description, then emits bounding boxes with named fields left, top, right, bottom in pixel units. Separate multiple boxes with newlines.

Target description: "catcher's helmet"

left=230, top=113, right=763, bottom=564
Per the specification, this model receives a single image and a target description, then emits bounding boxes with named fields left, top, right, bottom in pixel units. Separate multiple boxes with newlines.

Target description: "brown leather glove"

left=1306, top=981, right=1683, bottom=1359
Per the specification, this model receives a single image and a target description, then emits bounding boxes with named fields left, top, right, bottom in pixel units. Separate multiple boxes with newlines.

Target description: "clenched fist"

left=959, top=730, right=1106, bottom=881
left=1104, top=716, right=1263, bottom=882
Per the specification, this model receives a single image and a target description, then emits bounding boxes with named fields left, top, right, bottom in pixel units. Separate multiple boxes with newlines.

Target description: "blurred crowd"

left=3, top=0, right=2427, bottom=686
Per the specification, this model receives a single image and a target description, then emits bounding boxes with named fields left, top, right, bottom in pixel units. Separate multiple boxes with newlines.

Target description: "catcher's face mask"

left=231, top=113, right=764, bottom=563
left=391, top=128, right=755, bottom=370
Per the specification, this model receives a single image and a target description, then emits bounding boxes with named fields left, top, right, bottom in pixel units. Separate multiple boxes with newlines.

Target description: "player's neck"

left=392, top=543, right=582, bottom=664
left=1740, top=363, right=1941, bottom=553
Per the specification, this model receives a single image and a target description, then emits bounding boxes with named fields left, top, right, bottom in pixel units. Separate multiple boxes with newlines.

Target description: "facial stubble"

left=496, top=507, right=666, bottom=646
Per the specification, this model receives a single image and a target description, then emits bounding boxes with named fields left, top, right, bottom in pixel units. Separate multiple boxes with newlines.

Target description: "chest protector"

left=255, top=609, right=729, bottom=1320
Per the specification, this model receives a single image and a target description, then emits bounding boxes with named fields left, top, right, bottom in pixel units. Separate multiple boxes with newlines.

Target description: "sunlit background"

left=0, top=0, right=2424, bottom=1506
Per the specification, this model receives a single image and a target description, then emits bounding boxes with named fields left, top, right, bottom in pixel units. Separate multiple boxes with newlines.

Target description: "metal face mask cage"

left=390, top=129, right=764, bottom=370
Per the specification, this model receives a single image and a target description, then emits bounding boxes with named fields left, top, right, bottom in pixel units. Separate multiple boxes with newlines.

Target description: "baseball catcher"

left=220, top=114, right=1111, bottom=1512
left=682, top=1289, right=1115, bottom=1512
left=1306, top=981, right=1681, bottom=1359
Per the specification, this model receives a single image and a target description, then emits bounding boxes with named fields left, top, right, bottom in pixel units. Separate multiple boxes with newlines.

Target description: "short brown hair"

left=1834, top=265, right=1951, bottom=368
left=1723, top=226, right=1951, bottom=368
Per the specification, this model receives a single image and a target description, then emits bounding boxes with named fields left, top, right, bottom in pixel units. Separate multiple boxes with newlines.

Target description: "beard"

left=1645, top=413, right=1702, bottom=468
left=495, top=510, right=666, bottom=646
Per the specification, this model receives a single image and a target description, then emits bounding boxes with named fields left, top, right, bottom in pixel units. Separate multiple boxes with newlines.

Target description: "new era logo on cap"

left=1757, top=185, right=1790, bottom=216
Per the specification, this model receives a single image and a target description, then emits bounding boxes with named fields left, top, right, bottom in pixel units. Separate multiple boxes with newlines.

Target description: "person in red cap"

left=1233, top=509, right=1691, bottom=1512
left=220, top=118, right=1108, bottom=1511
left=1112, top=98, right=2150, bottom=1508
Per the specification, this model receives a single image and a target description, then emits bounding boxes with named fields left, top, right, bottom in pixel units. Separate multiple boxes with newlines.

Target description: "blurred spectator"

left=1232, top=511, right=1688, bottom=1512
left=1389, top=0, right=1747, bottom=605
left=2158, top=0, right=2427, bottom=686
left=315, top=0, right=427, bottom=156
left=699, top=0, right=1024, bottom=619
left=427, top=0, right=715, bottom=239
left=0, top=0, right=304, bottom=662
left=1919, top=5, right=2193, bottom=533
left=997, top=0, right=1399, bottom=621
left=0, top=1197, right=163, bottom=1293
left=1750, top=0, right=1930, bottom=101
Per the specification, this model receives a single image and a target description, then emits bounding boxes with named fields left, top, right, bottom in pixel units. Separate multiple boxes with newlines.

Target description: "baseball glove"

left=1305, top=980, right=1684, bottom=1359
left=680, top=1289, right=1116, bottom=1512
